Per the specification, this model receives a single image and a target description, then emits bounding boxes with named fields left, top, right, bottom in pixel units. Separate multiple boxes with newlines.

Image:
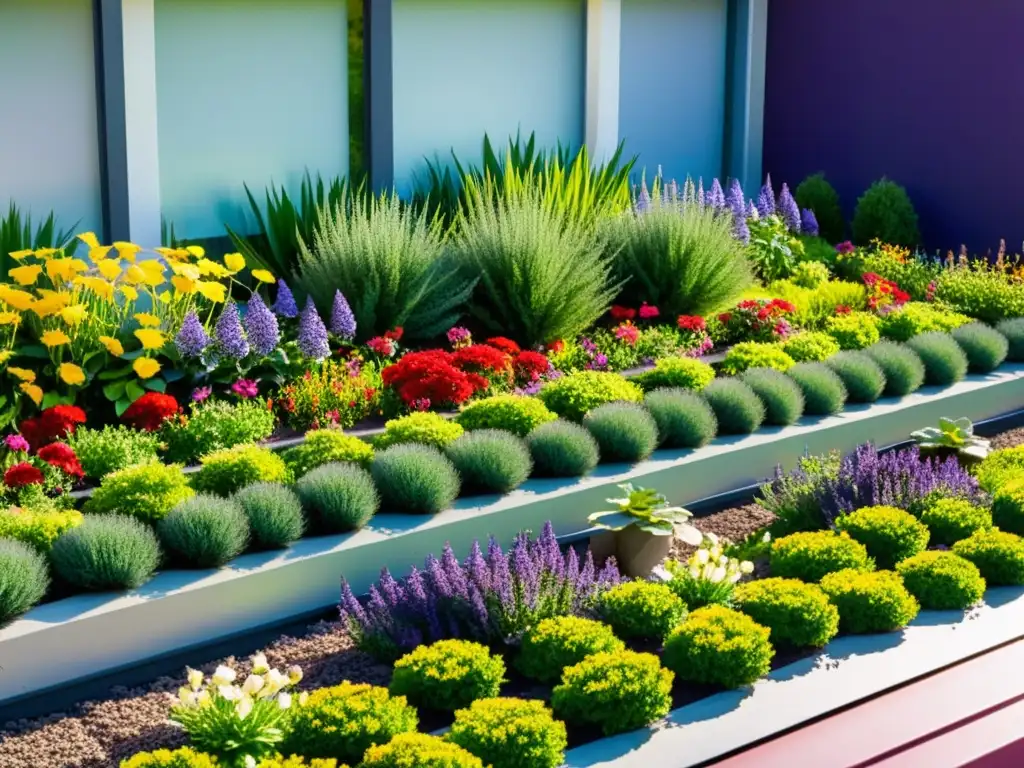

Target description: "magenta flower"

left=191, top=386, right=212, bottom=403
left=232, top=379, right=259, bottom=399
left=447, top=326, right=472, bottom=348
left=4, top=434, right=30, bottom=453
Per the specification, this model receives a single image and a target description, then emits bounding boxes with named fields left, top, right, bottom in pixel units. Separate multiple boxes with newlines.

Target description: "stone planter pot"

left=590, top=526, right=672, bottom=578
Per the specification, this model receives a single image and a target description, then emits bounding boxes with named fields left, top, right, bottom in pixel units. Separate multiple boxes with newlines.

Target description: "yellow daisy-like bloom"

left=99, top=335, right=124, bottom=356
left=172, top=275, right=196, bottom=295
left=134, top=312, right=162, bottom=327
left=122, top=264, right=146, bottom=285
left=223, top=252, right=246, bottom=274
left=120, top=285, right=139, bottom=301
left=0, top=311, right=20, bottom=325
left=8, top=249, right=33, bottom=261
left=138, top=260, right=166, bottom=287
left=197, top=259, right=230, bottom=278
left=0, top=285, right=35, bottom=311
left=46, top=259, right=88, bottom=283
left=170, top=262, right=201, bottom=280
left=75, top=276, right=116, bottom=301
left=158, top=290, right=172, bottom=304
left=8, top=264, right=42, bottom=286
left=97, top=259, right=122, bottom=280
left=33, top=248, right=59, bottom=259
left=134, top=328, right=166, bottom=350
left=7, top=367, right=36, bottom=382
left=20, top=382, right=43, bottom=406
left=41, top=329, right=71, bottom=347
left=114, top=242, right=142, bottom=262
left=251, top=269, right=275, bottom=284
left=59, top=363, right=86, bottom=386
left=133, top=357, right=161, bottom=379
left=186, top=245, right=205, bottom=258
left=89, top=245, right=114, bottom=261
left=60, top=304, right=88, bottom=326
left=196, top=281, right=227, bottom=303
left=31, top=294, right=70, bottom=319
left=78, top=232, right=102, bottom=250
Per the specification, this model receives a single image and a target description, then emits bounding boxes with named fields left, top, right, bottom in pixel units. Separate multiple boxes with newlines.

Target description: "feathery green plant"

left=1, top=201, right=78, bottom=278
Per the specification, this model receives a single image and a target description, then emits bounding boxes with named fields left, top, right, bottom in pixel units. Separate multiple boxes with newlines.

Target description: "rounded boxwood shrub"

left=517, top=616, right=625, bottom=683
left=635, top=356, right=715, bottom=393
left=906, top=332, right=969, bottom=386
left=701, top=378, right=766, bottom=435
left=51, top=515, right=161, bottom=590
left=863, top=340, right=926, bottom=397
left=121, top=748, right=219, bottom=768
left=819, top=569, right=920, bottom=633
left=826, top=312, right=881, bottom=351
left=596, top=580, right=687, bottom=641
left=720, top=342, right=796, bottom=376
left=951, top=322, right=1009, bottom=373
left=770, top=531, right=874, bottom=583
left=376, top=412, right=465, bottom=450
left=0, top=508, right=82, bottom=554
left=256, top=758, right=339, bottom=768
left=0, top=539, right=49, bottom=623
left=389, top=639, right=505, bottom=711
left=538, top=370, right=643, bottom=422
left=83, top=461, right=194, bottom=523
left=825, top=351, right=886, bottom=403
left=361, top=733, right=482, bottom=768
left=786, top=362, right=848, bottom=416
left=158, top=494, right=250, bottom=568
left=233, top=482, right=305, bottom=549
left=525, top=420, right=599, bottom=477
left=282, top=429, right=374, bottom=478
left=879, top=303, right=972, bottom=343
left=783, top=332, right=841, bottom=363
left=662, top=605, right=774, bottom=688
left=795, top=172, right=845, bottom=243
left=449, top=698, right=568, bottom=768
left=740, top=368, right=805, bottom=426
left=996, top=318, right=1024, bottom=362
left=790, top=259, right=831, bottom=289
left=919, top=498, right=992, bottom=546
left=952, top=528, right=1024, bottom=585
left=550, top=650, right=673, bottom=736
left=456, top=395, right=558, bottom=437
left=733, top=578, right=839, bottom=647
left=583, top=402, right=659, bottom=463
left=67, top=424, right=160, bottom=480
left=992, top=480, right=1024, bottom=535
left=284, top=682, right=418, bottom=762
left=975, top=445, right=1024, bottom=493
left=834, top=506, right=930, bottom=569
left=643, top=388, right=718, bottom=448
left=192, top=445, right=292, bottom=497
left=296, top=463, right=379, bottom=531
left=851, top=178, right=920, bottom=247
left=896, top=551, right=986, bottom=610
left=371, top=444, right=461, bottom=514
left=445, top=430, right=533, bottom=494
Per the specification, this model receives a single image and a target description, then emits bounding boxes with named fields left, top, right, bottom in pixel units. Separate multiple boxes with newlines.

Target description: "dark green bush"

left=643, top=388, right=718, bottom=448
left=445, top=430, right=533, bottom=494
left=795, top=173, right=844, bottom=243
left=191, top=445, right=292, bottom=497
left=770, top=530, right=874, bottom=582
left=819, top=568, right=920, bottom=633
left=449, top=698, right=568, bottom=768
left=389, top=639, right=505, bottom=711
left=863, top=341, right=926, bottom=396
left=702, top=378, right=766, bottom=435
left=456, top=395, right=558, bottom=437
left=296, top=463, right=379, bottom=531
left=0, top=539, right=49, bottom=622
left=992, top=481, right=1024, bottom=535
left=361, top=733, right=483, bottom=768
left=953, top=528, right=1024, bottom=585
left=896, top=551, right=986, bottom=610
left=786, top=362, right=848, bottom=415
left=161, top=399, right=276, bottom=464
left=67, top=425, right=160, bottom=480
left=525, top=420, right=599, bottom=477
left=662, top=605, right=774, bottom=687
left=919, top=498, right=992, bottom=546
left=906, top=332, right=969, bottom=386
left=158, top=495, right=250, bottom=568
left=834, top=505, right=929, bottom=569
left=538, top=371, right=643, bottom=422
left=782, top=332, right=840, bottom=363
left=733, top=577, right=839, bottom=647
left=825, top=351, right=886, bottom=403
left=596, top=580, right=687, bottom=641
left=851, top=178, right=920, bottom=247
left=720, top=342, right=796, bottom=376
left=996, top=318, right=1024, bottom=362
left=84, top=462, right=194, bottom=523
left=51, top=515, right=161, bottom=590
left=518, top=616, right=624, bottom=683
left=234, top=482, right=305, bottom=549
left=371, top=444, right=461, bottom=514
left=951, top=322, right=1009, bottom=373
left=636, top=356, right=716, bottom=393
left=583, top=402, right=659, bottom=463
left=282, top=429, right=374, bottom=478
left=740, top=368, right=805, bottom=426
left=375, top=412, right=464, bottom=450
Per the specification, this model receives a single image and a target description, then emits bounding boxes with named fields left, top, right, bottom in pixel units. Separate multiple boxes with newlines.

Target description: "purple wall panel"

left=763, top=0, right=1024, bottom=253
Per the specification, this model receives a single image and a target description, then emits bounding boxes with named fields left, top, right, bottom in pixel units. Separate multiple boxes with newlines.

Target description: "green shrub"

left=740, top=368, right=805, bottom=426
left=919, top=498, right=992, bottom=546
left=834, top=505, right=930, bottom=569
left=880, top=303, right=972, bottom=343
left=819, top=568, right=920, bottom=632
left=790, top=260, right=831, bottom=289
left=825, top=351, right=886, bottom=403
left=390, top=639, right=505, bottom=711
left=517, top=616, right=625, bottom=683
left=643, top=388, right=718, bottom=448
left=449, top=698, right=568, bottom=768
left=770, top=530, right=874, bottom=582
left=795, top=173, right=845, bottom=243
left=376, top=412, right=465, bottom=451
left=771, top=280, right=869, bottom=328
left=733, top=578, right=839, bottom=647
left=445, top=430, right=532, bottom=494
left=596, top=581, right=687, bottom=641
left=120, top=748, right=219, bottom=768
left=296, top=463, right=379, bottom=531
left=701, top=378, right=766, bottom=434
left=583, top=402, right=659, bottom=463
left=603, top=199, right=752, bottom=318
left=284, top=682, right=418, bottom=763
left=361, top=733, right=483, bottom=768
left=233, top=482, right=305, bottom=549
left=67, top=425, right=160, bottom=480
left=0, top=507, right=82, bottom=553
left=0, top=539, right=49, bottom=622
left=84, top=462, right=194, bottom=523
left=635, top=357, right=715, bottom=392
left=538, top=371, right=643, bottom=422
left=192, top=445, right=292, bottom=497
left=162, top=400, right=276, bottom=464
left=896, top=551, right=986, bottom=610
left=863, top=341, right=926, bottom=396
left=456, top=395, right=558, bottom=437
left=371, top=444, right=461, bottom=514
left=992, top=479, right=1024, bottom=535
left=786, top=362, right=848, bottom=415
left=662, top=605, right=774, bottom=687
left=525, top=420, right=599, bottom=477
left=51, top=515, right=160, bottom=590
left=851, top=178, right=920, bottom=247
left=720, top=342, right=796, bottom=376
left=158, top=495, right=249, bottom=568
left=953, top=528, right=1024, bottom=585
left=551, top=650, right=673, bottom=736
left=783, top=332, right=840, bottom=363
left=975, top=446, right=1024, bottom=493
left=996, top=318, right=1024, bottom=361
left=936, top=268, right=1024, bottom=324
left=906, top=332, right=969, bottom=386
left=256, top=758, right=340, bottom=768
left=282, top=429, right=374, bottom=478
left=951, top=322, right=1009, bottom=373
left=826, top=311, right=881, bottom=350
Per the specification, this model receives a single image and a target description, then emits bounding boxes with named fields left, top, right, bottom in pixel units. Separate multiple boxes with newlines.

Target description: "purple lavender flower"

left=464, top=539, right=490, bottom=592
left=330, top=290, right=357, bottom=341
left=215, top=302, right=249, bottom=359
left=757, top=174, right=776, bottom=218
left=778, top=183, right=801, bottom=233
left=747, top=200, right=760, bottom=220
left=174, top=310, right=211, bottom=358
left=697, top=177, right=706, bottom=207
left=635, top=178, right=651, bottom=213
left=727, top=178, right=749, bottom=244
left=272, top=280, right=298, bottom=319
left=298, top=297, right=330, bottom=360
left=801, top=208, right=820, bottom=237
left=244, top=292, right=280, bottom=357
left=708, top=178, right=726, bottom=211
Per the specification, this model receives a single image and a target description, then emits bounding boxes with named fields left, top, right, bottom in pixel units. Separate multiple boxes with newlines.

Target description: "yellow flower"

left=134, top=312, right=161, bottom=327
left=89, top=245, right=114, bottom=261
left=134, top=328, right=166, bottom=350
left=97, top=259, right=122, bottom=280
left=114, top=242, right=142, bottom=263
left=223, top=252, right=246, bottom=274
left=31, top=293, right=70, bottom=319
left=7, top=367, right=36, bottom=382
left=8, top=249, right=33, bottom=261
left=197, top=259, right=230, bottom=278
left=0, top=350, right=13, bottom=365
left=33, top=248, right=59, bottom=259
left=133, top=357, right=161, bottom=379
left=172, top=275, right=196, bottom=295
left=77, top=232, right=102, bottom=250
left=0, top=285, right=35, bottom=311
left=251, top=269, right=275, bottom=284
left=170, top=262, right=201, bottom=280
left=8, top=264, right=42, bottom=286
left=46, top=258, right=87, bottom=283
left=75, top=276, right=115, bottom=301
left=196, top=281, right=227, bottom=302
left=41, top=329, right=71, bottom=347
left=99, top=335, right=124, bottom=356
left=60, top=304, right=88, bottom=326
left=20, top=382, right=43, bottom=406
left=0, top=311, right=20, bottom=325
left=120, top=285, right=139, bottom=301
left=138, top=260, right=167, bottom=287
left=59, top=363, right=86, bottom=386
left=186, top=245, right=205, bottom=258
left=158, top=290, right=172, bottom=304
left=123, top=264, right=146, bottom=285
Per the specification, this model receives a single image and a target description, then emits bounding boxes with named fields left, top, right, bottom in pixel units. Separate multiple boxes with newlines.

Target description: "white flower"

left=688, top=566, right=700, bottom=579
left=705, top=532, right=720, bottom=546
left=259, top=669, right=290, bottom=698
left=211, top=665, right=236, bottom=686
left=218, top=685, right=241, bottom=701
left=286, top=665, right=303, bottom=684
left=739, top=560, right=755, bottom=574
left=177, top=686, right=196, bottom=707
left=241, top=674, right=264, bottom=695
left=695, top=549, right=710, bottom=565
left=762, top=532, right=772, bottom=543
left=278, top=692, right=292, bottom=709
left=250, top=653, right=269, bottom=675
left=298, top=691, right=309, bottom=706
left=719, top=555, right=729, bottom=567
left=186, top=668, right=204, bottom=691
left=710, top=566, right=727, bottom=583
left=244, top=758, right=257, bottom=768
left=195, top=690, right=211, bottom=707
left=235, top=695, right=253, bottom=720
left=701, top=563, right=716, bottom=580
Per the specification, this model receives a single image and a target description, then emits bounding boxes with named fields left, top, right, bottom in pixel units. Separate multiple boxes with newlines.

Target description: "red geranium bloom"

left=548, top=340, right=565, bottom=354
left=452, top=344, right=512, bottom=374
left=678, top=315, right=707, bottom=332
left=718, top=313, right=732, bottom=324
left=486, top=337, right=521, bottom=356
left=4, top=462, right=44, bottom=489
left=367, top=336, right=397, bottom=357
left=19, top=405, right=88, bottom=450
left=610, top=305, right=636, bottom=321
left=384, top=326, right=404, bottom=341
left=638, top=303, right=660, bottom=320
left=382, top=349, right=485, bottom=407
left=37, top=442, right=84, bottom=479
left=614, top=323, right=640, bottom=346
left=513, top=350, right=550, bottom=381
left=122, top=392, right=180, bottom=432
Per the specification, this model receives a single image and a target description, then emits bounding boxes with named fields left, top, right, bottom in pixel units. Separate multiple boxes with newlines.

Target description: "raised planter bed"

left=2, top=366, right=1023, bottom=708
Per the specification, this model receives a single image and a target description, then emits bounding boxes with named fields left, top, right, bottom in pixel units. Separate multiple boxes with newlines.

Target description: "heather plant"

left=161, top=400, right=276, bottom=465
left=456, top=395, right=558, bottom=437
left=296, top=463, right=379, bottom=532
left=740, top=368, right=805, bottom=426
left=664, top=532, right=755, bottom=609
left=951, top=322, right=1009, bottom=372
left=234, top=482, right=305, bottom=549
left=192, top=445, right=292, bottom=497
left=782, top=332, right=840, bottom=363
left=996, top=318, right=1024, bottom=361
left=643, top=388, right=718, bottom=448
left=826, top=311, right=881, bottom=350
left=819, top=569, right=920, bottom=633
left=662, top=606, right=774, bottom=688
left=525, top=420, right=599, bottom=477
left=953, top=529, right=1024, bottom=585
left=67, top=425, right=160, bottom=480
left=701, top=378, right=766, bottom=434
left=896, top=551, right=985, bottom=610
left=795, top=173, right=844, bottom=242
left=371, top=444, right=461, bottom=514
left=834, top=506, right=929, bottom=569
left=757, top=452, right=842, bottom=532
left=449, top=698, right=568, bottom=768
left=863, top=341, right=926, bottom=396
left=361, top=733, right=483, bottom=768
left=282, top=429, right=374, bottom=478
left=596, top=580, right=687, bottom=641
left=825, top=351, right=887, bottom=403
left=919, top=498, right=992, bottom=546
left=851, top=178, right=920, bottom=247
left=538, top=371, right=643, bottom=422
left=721, top=342, right=796, bottom=375
left=879, top=302, right=971, bottom=343
left=635, top=356, right=715, bottom=393
left=51, top=515, right=161, bottom=590
left=389, top=639, right=505, bottom=711
left=158, top=495, right=250, bottom=568
left=733, top=578, right=839, bottom=648
left=906, top=332, right=969, bottom=385
left=84, top=462, right=194, bottom=523
left=445, top=430, right=533, bottom=494
left=770, top=531, right=874, bottom=582
left=0, top=539, right=49, bottom=622
left=340, top=523, right=620, bottom=660
left=786, top=362, right=847, bottom=415
left=517, top=616, right=625, bottom=683
left=583, top=402, right=659, bottom=463
left=0, top=507, right=82, bottom=553
left=375, top=412, right=465, bottom=451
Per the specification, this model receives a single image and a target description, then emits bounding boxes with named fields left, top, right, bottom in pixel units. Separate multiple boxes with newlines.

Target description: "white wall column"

left=585, top=0, right=621, bottom=161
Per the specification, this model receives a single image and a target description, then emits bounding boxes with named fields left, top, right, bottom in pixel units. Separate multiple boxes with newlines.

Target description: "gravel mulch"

left=667, top=503, right=776, bottom=563
left=988, top=426, right=1024, bottom=452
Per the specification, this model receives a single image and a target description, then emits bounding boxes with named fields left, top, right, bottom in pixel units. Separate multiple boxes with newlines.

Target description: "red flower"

left=4, top=462, right=44, bottom=489
left=610, top=305, right=636, bottom=321
left=718, top=313, right=732, bottom=324
left=452, top=344, right=512, bottom=374
left=638, top=303, right=660, bottom=320
left=486, top=337, right=521, bottom=356
left=37, top=442, right=84, bottom=479
left=614, top=323, right=640, bottom=346
left=382, top=349, right=485, bottom=407
left=513, top=350, right=550, bottom=381
left=122, top=393, right=180, bottom=432
left=835, top=305, right=852, bottom=315
left=384, top=327, right=404, bottom=341
left=367, top=336, right=397, bottom=357
left=678, top=315, right=707, bottom=332
left=19, top=405, right=88, bottom=450
left=548, top=340, right=565, bottom=354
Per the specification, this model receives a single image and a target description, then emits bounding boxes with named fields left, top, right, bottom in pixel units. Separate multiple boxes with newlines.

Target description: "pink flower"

left=638, top=303, right=660, bottom=320
left=191, top=386, right=212, bottom=403
left=4, top=434, right=29, bottom=453
left=411, top=398, right=431, bottom=412
left=232, top=379, right=259, bottom=399
left=446, top=326, right=472, bottom=348
left=367, top=336, right=396, bottom=358
left=614, top=323, right=640, bottom=346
